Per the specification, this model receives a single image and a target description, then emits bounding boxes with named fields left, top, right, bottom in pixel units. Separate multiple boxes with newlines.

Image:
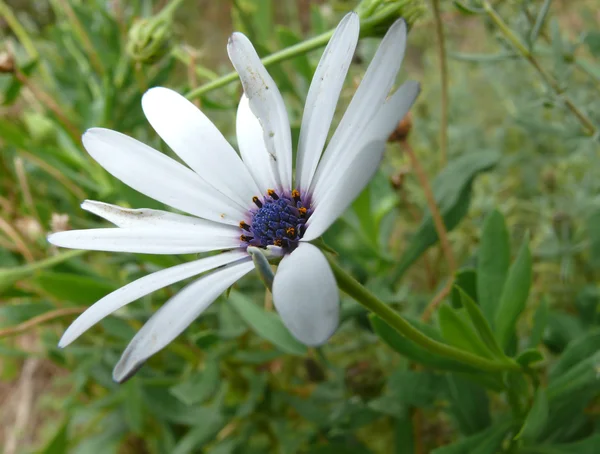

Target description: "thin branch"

left=403, top=142, right=457, bottom=275
left=431, top=0, right=449, bottom=166
left=0, top=307, right=86, bottom=339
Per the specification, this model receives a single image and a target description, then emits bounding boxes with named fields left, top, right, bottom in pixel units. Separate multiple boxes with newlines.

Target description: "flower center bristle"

left=240, top=189, right=310, bottom=250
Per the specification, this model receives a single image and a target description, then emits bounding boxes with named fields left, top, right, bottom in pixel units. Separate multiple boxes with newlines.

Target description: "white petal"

left=59, top=250, right=247, bottom=347
left=82, top=128, right=245, bottom=225
left=272, top=243, right=338, bottom=346
left=310, top=19, right=407, bottom=194
left=82, top=200, right=238, bottom=230
left=311, top=81, right=421, bottom=205
left=48, top=226, right=239, bottom=254
left=296, top=12, right=359, bottom=193
left=142, top=87, right=259, bottom=207
left=227, top=33, right=292, bottom=191
left=302, top=140, right=384, bottom=241
left=236, top=95, right=279, bottom=194
left=112, top=259, right=254, bottom=382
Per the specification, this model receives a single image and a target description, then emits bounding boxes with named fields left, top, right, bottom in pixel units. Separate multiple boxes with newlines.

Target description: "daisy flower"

left=48, top=12, right=419, bottom=382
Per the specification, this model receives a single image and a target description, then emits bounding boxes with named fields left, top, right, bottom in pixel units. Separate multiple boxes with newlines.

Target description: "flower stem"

left=0, top=307, right=86, bottom=339
left=482, top=0, right=597, bottom=136
left=327, top=257, right=521, bottom=373
left=430, top=0, right=448, bottom=167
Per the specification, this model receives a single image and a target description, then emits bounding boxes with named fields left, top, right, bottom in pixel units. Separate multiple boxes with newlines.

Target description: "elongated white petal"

left=272, top=243, right=338, bottom=346
left=113, top=259, right=254, bottom=382
left=59, top=250, right=247, bottom=347
left=82, top=200, right=239, bottom=232
left=82, top=128, right=245, bottom=225
left=311, top=19, right=407, bottom=193
left=311, top=81, right=421, bottom=205
left=296, top=12, right=359, bottom=193
left=48, top=227, right=239, bottom=254
left=304, top=83, right=420, bottom=240
left=303, top=140, right=383, bottom=241
left=142, top=88, right=259, bottom=208
left=228, top=33, right=292, bottom=191
left=236, top=95, right=279, bottom=194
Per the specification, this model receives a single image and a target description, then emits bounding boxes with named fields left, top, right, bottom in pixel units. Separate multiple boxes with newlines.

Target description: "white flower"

left=48, top=12, right=419, bottom=382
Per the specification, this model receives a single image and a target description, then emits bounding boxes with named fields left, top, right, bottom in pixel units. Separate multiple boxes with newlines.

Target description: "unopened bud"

left=0, top=51, right=15, bottom=73
left=388, top=111, right=413, bottom=143
left=127, top=17, right=172, bottom=64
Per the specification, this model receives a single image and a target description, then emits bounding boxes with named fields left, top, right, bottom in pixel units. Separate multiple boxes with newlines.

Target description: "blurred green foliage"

left=1, top=0, right=599, bottom=452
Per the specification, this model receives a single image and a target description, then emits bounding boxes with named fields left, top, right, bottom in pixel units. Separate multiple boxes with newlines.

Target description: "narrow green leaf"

left=516, top=348, right=544, bottom=367
left=477, top=210, right=510, bottom=324
left=393, top=151, right=500, bottom=280
left=450, top=268, right=477, bottom=309
left=587, top=208, right=600, bottom=269
left=529, top=298, right=549, bottom=348
left=515, top=389, right=549, bottom=443
left=452, top=1, right=484, bottom=15
left=495, top=236, right=533, bottom=350
left=456, top=287, right=505, bottom=359
left=438, top=305, right=495, bottom=359
left=31, top=272, right=117, bottom=305
left=229, top=292, right=307, bottom=356
left=444, top=375, right=492, bottom=436
left=40, top=419, right=69, bottom=454
left=550, top=329, right=600, bottom=380
left=529, top=0, right=552, bottom=45
left=169, top=359, right=221, bottom=406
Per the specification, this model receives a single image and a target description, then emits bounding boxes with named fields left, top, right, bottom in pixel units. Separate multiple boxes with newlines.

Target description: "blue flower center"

left=240, top=189, right=310, bottom=250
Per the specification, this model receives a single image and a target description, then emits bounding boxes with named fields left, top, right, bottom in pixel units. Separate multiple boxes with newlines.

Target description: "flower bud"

left=126, top=0, right=184, bottom=64
left=0, top=51, right=15, bottom=73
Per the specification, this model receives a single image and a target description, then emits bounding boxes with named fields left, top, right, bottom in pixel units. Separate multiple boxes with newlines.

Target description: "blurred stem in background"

left=430, top=0, right=448, bottom=167
left=481, top=0, right=598, bottom=137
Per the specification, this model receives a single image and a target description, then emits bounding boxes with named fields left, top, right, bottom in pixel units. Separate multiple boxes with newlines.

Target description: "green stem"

left=431, top=0, right=448, bottom=167
left=0, top=250, right=86, bottom=288
left=482, top=0, right=597, bottom=136
left=185, top=4, right=407, bottom=100
left=327, top=257, right=521, bottom=373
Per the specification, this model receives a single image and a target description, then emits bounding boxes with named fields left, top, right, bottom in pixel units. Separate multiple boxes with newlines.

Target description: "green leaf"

left=584, top=31, right=600, bottom=57
left=169, top=359, right=221, bottom=406
left=276, top=27, right=313, bottom=83
left=456, top=287, right=505, bottom=359
left=547, top=350, right=600, bottom=400
left=515, top=389, right=548, bottom=443
left=451, top=268, right=477, bottom=309
left=524, top=433, right=600, bottom=454
left=31, top=272, right=117, bottom=305
left=39, top=419, right=69, bottom=454
left=550, top=329, right=600, bottom=380
left=494, top=236, right=532, bottom=350
left=431, top=420, right=512, bottom=454
left=452, top=1, right=484, bottom=15
left=529, top=298, right=549, bottom=348
left=123, top=380, right=145, bottom=434
left=352, top=185, right=378, bottom=246
left=445, top=375, right=491, bottom=436
left=438, top=305, right=495, bottom=359
left=229, top=292, right=307, bottom=356
left=370, top=314, right=480, bottom=373
left=516, top=348, right=544, bottom=367
left=477, top=210, right=510, bottom=324
left=393, top=151, right=500, bottom=280
left=587, top=208, right=600, bottom=269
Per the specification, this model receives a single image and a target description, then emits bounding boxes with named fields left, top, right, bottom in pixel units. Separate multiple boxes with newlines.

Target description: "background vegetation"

left=1, top=0, right=599, bottom=452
